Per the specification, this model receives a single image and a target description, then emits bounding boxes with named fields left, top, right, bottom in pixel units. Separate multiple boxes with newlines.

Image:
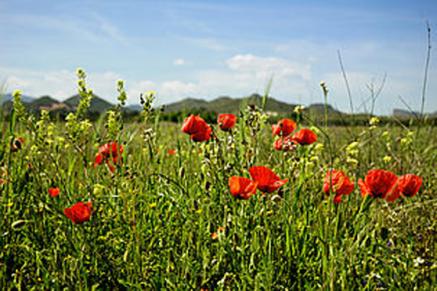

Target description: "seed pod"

left=11, top=137, right=25, bottom=152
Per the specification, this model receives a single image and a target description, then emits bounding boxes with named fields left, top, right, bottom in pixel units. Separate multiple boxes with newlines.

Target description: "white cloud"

left=185, top=54, right=312, bottom=101
left=87, top=71, right=124, bottom=101
left=0, top=68, right=75, bottom=99
left=0, top=67, right=160, bottom=105
left=4, top=75, right=30, bottom=90
left=173, top=58, right=186, bottom=66
left=127, top=80, right=157, bottom=104
left=1, top=49, right=433, bottom=114
left=0, top=54, right=313, bottom=107
left=226, top=54, right=311, bottom=81
left=159, top=81, right=197, bottom=101
left=0, top=68, right=123, bottom=102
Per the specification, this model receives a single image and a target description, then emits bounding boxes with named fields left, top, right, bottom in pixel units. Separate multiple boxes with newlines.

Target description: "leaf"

left=11, top=220, right=26, bottom=229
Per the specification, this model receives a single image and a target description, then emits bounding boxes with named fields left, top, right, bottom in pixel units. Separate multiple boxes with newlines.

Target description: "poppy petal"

left=229, top=176, right=257, bottom=199
left=398, top=174, right=422, bottom=197
left=249, top=166, right=287, bottom=193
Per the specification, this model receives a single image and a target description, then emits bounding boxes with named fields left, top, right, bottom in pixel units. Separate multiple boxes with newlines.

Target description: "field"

left=0, top=83, right=436, bottom=289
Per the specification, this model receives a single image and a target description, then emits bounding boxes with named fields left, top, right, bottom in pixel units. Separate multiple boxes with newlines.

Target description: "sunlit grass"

left=0, top=82, right=435, bottom=289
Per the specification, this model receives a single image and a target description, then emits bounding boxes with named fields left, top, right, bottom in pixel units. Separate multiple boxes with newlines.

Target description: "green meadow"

left=0, top=75, right=436, bottom=290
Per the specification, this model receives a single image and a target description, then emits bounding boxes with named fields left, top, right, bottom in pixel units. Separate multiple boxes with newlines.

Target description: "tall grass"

left=0, top=83, right=435, bottom=289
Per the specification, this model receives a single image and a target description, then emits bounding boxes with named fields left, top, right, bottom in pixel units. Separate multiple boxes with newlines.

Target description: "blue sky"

left=1, top=0, right=437, bottom=114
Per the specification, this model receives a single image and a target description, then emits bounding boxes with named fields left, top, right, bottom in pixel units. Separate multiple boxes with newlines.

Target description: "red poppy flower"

left=398, top=174, right=422, bottom=197
left=249, top=166, right=288, bottom=193
left=273, top=136, right=297, bottom=151
left=190, top=125, right=212, bottom=142
left=181, top=114, right=200, bottom=134
left=48, top=187, right=60, bottom=198
left=323, top=169, right=354, bottom=204
left=94, top=142, right=124, bottom=172
left=218, top=113, right=237, bottom=131
left=229, top=176, right=258, bottom=199
left=167, top=149, right=177, bottom=155
left=358, top=169, right=400, bottom=202
left=292, top=128, right=317, bottom=145
left=181, top=114, right=212, bottom=142
left=272, top=118, right=296, bottom=137
left=384, top=184, right=401, bottom=202
left=64, top=201, right=92, bottom=224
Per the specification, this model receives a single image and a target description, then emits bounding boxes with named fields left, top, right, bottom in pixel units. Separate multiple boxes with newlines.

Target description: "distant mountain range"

left=161, top=93, right=343, bottom=116
left=64, top=94, right=113, bottom=114
left=393, top=109, right=420, bottom=118
left=0, top=92, right=335, bottom=115
left=0, top=93, right=114, bottom=115
left=162, top=94, right=297, bottom=114
left=1, top=92, right=436, bottom=117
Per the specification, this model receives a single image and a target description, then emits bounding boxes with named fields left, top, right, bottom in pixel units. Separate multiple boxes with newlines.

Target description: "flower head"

left=167, top=149, right=177, bottom=155
left=64, top=201, right=92, bottom=224
left=272, top=118, right=296, bottom=137
left=190, top=126, right=212, bottom=142
left=48, top=187, right=60, bottom=198
left=218, top=113, right=237, bottom=131
left=369, top=116, right=380, bottom=126
left=273, top=136, right=297, bottom=151
left=323, top=169, right=354, bottom=203
left=181, top=115, right=212, bottom=142
left=292, top=128, right=317, bottom=145
left=293, top=105, right=305, bottom=115
left=358, top=169, right=400, bottom=202
left=94, top=141, right=124, bottom=172
left=229, top=176, right=258, bottom=199
left=181, top=114, right=201, bottom=134
left=398, top=174, right=422, bottom=197
left=249, top=166, right=288, bottom=193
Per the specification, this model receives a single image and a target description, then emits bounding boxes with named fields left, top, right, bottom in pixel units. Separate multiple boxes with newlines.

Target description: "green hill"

left=1, top=93, right=115, bottom=117
left=163, top=97, right=210, bottom=112
left=306, top=103, right=341, bottom=115
left=163, top=93, right=299, bottom=114
left=30, top=95, right=59, bottom=107
left=64, top=94, right=113, bottom=114
left=28, top=96, right=71, bottom=112
left=1, top=95, right=64, bottom=113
